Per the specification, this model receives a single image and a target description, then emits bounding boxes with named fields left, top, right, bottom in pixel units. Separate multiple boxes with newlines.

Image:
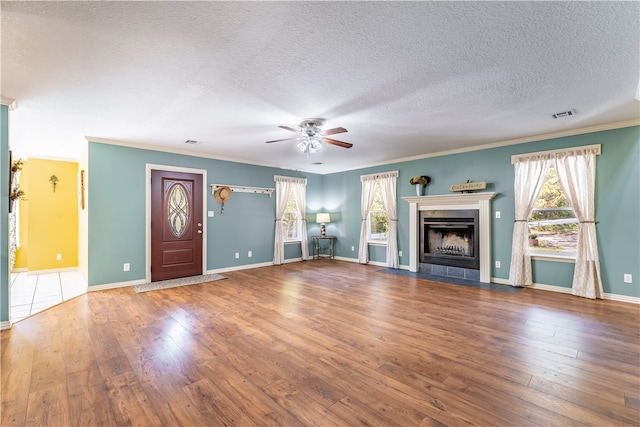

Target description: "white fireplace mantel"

left=403, top=192, right=498, bottom=283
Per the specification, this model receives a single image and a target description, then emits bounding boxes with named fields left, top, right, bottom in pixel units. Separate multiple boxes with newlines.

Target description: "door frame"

left=145, top=164, right=208, bottom=283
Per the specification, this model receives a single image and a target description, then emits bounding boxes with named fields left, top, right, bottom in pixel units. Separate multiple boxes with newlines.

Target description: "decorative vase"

left=415, top=184, right=423, bottom=196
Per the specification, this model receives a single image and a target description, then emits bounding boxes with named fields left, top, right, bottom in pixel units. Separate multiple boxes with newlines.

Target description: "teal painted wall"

left=88, top=126, right=639, bottom=299
left=88, top=142, right=321, bottom=286
left=1, top=106, right=9, bottom=322
left=324, top=126, right=639, bottom=298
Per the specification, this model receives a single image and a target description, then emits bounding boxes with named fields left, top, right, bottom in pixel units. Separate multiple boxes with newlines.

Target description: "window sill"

left=367, top=241, right=388, bottom=247
left=284, top=240, right=301, bottom=245
left=530, top=252, right=576, bottom=263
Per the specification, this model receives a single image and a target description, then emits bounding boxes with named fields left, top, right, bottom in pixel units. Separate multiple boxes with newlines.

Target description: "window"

left=274, top=175, right=308, bottom=264
left=528, top=167, right=578, bottom=256
left=367, top=184, right=389, bottom=242
left=281, top=189, right=301, bottom=241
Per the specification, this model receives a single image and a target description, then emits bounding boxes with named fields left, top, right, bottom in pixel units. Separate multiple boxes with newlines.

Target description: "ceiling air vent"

left=552, top=109, right=576, bottom=119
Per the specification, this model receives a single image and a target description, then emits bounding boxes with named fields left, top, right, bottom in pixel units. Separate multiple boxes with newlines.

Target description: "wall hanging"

left=49, top=174, right=59, bottom=192
left=213, top=186, right=232, bottom=214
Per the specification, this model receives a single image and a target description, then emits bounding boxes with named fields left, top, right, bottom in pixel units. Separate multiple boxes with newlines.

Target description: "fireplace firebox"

left=420, top=209, right=479, bottom=270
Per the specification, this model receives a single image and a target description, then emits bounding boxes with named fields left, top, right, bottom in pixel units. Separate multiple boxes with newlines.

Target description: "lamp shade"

left=316, top=213, right=331, bottom=224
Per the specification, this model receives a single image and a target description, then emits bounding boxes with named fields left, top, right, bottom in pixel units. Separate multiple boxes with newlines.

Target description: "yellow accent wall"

left=15, top=158, right=79, bottom=271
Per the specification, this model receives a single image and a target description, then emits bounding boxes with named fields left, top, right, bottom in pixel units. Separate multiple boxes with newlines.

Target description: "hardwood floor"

left=2, top=260, right=639, bottom=426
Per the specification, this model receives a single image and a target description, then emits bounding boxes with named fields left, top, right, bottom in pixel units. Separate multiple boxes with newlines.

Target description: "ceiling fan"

left=266, top=119, right=353, bottom=157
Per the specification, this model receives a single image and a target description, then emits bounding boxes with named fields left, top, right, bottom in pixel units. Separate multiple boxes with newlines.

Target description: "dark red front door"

left=151, top=169, right=203, bottom=281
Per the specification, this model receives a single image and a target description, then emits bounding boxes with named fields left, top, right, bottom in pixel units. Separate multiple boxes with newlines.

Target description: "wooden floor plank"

left=1, top=260, right=638, bottom=426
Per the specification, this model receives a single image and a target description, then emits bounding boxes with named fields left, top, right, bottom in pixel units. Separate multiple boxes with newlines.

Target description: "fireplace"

left=420, top=210, right=479, bottom=270
left=403, top=192, right=497, bottom=283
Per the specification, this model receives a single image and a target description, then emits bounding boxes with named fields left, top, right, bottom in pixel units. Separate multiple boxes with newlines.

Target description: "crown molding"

left=87, top=120, right=639, bottom=176
left=0, top=96, right=18, bottom=111
left=85, top=136, right=307, bottom=173
left=337, top=119, right=640, bottom=175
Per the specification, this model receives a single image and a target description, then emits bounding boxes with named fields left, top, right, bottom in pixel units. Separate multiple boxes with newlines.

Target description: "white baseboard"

left=24, top=267, right=78, bottom=275
left=603, top=293, right=640, bottom=304
left=207, top=261, right=273, bottom=274
left=1, top=320, right=12, bottom=330
left=88, top=261, right=280, bottom=291
left=529, top=282, right=573, bottom=294
left=492, top=277, right=639, bottom=304
left=334, top=256, right=359, bottom=263
left=88, top=278, right=146, bottom=292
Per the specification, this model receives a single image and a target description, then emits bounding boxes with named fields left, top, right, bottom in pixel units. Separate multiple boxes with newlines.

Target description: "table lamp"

left=316, top=213, right=330, bottom=236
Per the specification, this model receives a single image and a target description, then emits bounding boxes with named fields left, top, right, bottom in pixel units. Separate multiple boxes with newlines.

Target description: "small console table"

left=311, top=236, right=336, bottom=260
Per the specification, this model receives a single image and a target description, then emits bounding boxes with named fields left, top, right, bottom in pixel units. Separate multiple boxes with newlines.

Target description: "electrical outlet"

left=623, top=274, right=632, bottom=283
left=56, top=254, right=62, bottom=260
left=235, top=253, right=239, bottom=259
left=495, top=211, right=501, bottom=219
left=495, top=261, right=501, bottom=268
left=398, top=251, right=403, bottom=257
left=248, top=251, right=252, bottom=257
left=208, top=210, right=214, bottom=217
left=351, top=246, right=355, bottom=251
left=123, top=263, right=130, bottom=271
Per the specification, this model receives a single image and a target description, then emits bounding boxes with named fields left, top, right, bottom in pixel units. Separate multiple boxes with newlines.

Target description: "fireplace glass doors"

left=420, top=209, right=480, bottom=269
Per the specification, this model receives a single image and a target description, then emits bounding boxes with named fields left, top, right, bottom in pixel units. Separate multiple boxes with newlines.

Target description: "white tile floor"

left=9, top=270, right=87, bottom=322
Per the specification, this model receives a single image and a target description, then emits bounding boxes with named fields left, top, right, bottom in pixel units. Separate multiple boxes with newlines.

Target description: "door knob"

left=197, top=230, right=203, bottom=234
left=197, top=223, right=202, bottom=226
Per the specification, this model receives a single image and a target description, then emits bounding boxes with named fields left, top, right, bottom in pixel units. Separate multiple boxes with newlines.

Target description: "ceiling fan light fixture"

left=266, top=118, right=351, bottom=157
left=309, top=139, right=322, bottom=152
left=297, top=137, right=322, bottom=158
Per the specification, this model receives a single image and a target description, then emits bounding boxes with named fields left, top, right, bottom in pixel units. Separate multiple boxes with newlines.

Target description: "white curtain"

left=554, top=149, right=603, bottom=299
left=358, top=179, right=377, bottom=264
left=379, top=176, right=399, bottom=268
left=273, top=176, right=307, bottom=265
left=291, top=182, right=309, bottom=261
left=358, top=171, right=398, bottom=265
left=273, top=180, right=290, bottom=265
left=508, top=156, right=550, bottom=286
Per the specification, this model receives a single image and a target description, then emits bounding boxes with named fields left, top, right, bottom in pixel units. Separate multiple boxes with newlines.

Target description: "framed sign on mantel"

left=450, top=180, right=487, bottom=193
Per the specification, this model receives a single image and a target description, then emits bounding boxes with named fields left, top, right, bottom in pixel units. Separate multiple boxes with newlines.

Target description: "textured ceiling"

left=2, top=1, right=639, bottom=173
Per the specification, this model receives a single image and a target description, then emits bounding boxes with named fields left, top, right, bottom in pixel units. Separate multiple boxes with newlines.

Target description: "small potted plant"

left=9, top=188, right=26, bottom=213
left=409, top=175, right=431, bottom=196
left=528, top=233, right=539, bottom=246
left=11, top=159, right=24, bottom=172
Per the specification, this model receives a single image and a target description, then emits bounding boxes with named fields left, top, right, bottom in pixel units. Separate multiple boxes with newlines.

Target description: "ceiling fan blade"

left=266, top=136, right=300, bottom=144
left=324, top=138, right=353, bottom=149
left=321, top=127, right=348, bottom=136
left=278, top=125, right=300, bottom=133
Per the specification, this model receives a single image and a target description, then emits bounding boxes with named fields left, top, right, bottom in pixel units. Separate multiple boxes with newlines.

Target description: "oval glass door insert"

left=168, top=183, right=189, bottom=237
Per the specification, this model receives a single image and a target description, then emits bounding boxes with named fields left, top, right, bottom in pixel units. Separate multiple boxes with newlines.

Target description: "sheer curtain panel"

left=554, top=148, right=603, bottom=299
left=291, top=181, right=309, bottom=261
left=508, top=156, right=550, bottom=286
left=379, top=175, right=399, bottom=268
left=273, top=180, right=290, bottom=265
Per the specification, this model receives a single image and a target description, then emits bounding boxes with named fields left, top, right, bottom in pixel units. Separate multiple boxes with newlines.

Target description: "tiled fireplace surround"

left=403, top=192, right=498, bottom=283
